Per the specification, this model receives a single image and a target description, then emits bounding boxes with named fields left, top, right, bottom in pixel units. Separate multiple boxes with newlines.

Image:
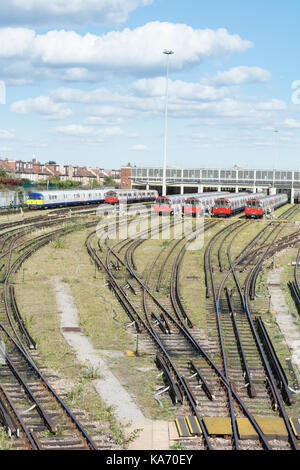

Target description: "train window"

left=158, top=198, right=170, bottom=204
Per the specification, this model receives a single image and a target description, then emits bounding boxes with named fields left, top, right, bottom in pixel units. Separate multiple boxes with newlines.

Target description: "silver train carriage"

left=245, top=193, right=288, bottom=218
left=26, top=189, right=107, bottom=208
left=182, top=192, right=230, bottom=216
left=105, top=189, right=158, bottom=204
left=154, top=192, right=229, bottom=216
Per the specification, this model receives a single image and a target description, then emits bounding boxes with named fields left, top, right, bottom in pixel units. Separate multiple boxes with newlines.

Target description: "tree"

left=103, top=176, right=119, bottom=187
left=0, top=168, right=8, bottom=178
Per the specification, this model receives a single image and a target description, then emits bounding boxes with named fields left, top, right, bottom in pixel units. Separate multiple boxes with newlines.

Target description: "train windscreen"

left=157, top=197, right=170, bottom=204
left=246, top=200, right=262, bottom=208
left=28, top=193, right=43, bottom=200
left=185, top=199, right=201, bottom=206
left=214, top=199, right=229, bottom=207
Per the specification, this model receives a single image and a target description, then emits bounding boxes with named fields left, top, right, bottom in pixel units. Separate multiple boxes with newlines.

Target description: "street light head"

left=163, top=49, right=174, bottom=55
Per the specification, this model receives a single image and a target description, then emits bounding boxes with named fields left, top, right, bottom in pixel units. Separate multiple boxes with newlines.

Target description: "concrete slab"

left=127, top=419, right=170, bottom=450
left=255, top=417, right=288, bottom=439
left=203, top=417, right=232, bottom=436
left=237, top=418, right=258, bottom=440
left=153, top=420, right=170, bottom=450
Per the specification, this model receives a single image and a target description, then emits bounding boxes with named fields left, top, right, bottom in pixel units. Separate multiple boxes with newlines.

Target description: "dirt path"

left=53, top=276, right=145, bottom=424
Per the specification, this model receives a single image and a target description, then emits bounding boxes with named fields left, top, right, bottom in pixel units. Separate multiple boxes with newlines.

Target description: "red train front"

left=245, top=193, right=288, bottom=218
left=183, top=197, right=203, bottom=216
left=105, top=190, right=119, bottom=204
left=245, top=198, right=263, bottom=218
left=213, top=197, right=232, bottom=216
left=153, top=196, right=173, bottom=214
left=213, top=193, right=249, bottom=217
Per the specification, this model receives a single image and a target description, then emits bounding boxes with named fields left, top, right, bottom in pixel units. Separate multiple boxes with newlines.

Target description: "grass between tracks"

left=11, top=205, right=300, bottom=439
left=13, top=223, right=179, bottom=446
left=244, top=208, right=300, bottom=417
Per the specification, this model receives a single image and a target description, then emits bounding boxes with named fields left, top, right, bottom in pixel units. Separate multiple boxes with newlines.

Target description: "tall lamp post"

left=162, top=49, right=174, bottom=196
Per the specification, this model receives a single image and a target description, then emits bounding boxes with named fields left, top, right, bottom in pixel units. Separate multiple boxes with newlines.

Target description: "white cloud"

left=211, top=66, right=271, bottom=86
left=284, top=118, right=300, bottom=129
left=10, top=96, right=73, bottom=120
left=0, top=1, right=153, bottom=26
left=48, top=80, right=292, bottom=130
left=129, top=144, right=149, bottom=151
left=0, top=23, right=252, bottom=83
left=0, top=129, right=15, bottom=139
left=255, top=99, right=286, bottom=111
left=132, top=77, right=229, bottom=100
left=84, top=116, right=125, bottom=126
left=51, top=124, right=124, bottom=140
left=52, top=124, right=93, bottom=137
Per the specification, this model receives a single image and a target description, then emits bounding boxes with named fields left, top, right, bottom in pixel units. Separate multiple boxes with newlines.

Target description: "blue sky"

left=0, top=0, right=300, bottom=170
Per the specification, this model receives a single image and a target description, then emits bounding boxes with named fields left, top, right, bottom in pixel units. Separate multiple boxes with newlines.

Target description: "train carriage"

left=213, top=193, right=250, bottom=217
left=183, top=192, right=230, bottom=217
left=26, top=189, right=107, bottom=208
left=154, top=192, right=228, bottom=216
left=105, top=189, right=158, bottom=204
left=245, top=193, right=288, bottom=218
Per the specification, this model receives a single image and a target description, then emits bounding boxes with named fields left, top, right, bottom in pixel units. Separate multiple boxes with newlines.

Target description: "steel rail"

left=105, top=220, right=269, bottom=449
left=0, top=220, right=100, bottom=450
left=243, top=242, right=299, bottom=450
left=87, top=230, right=213, bottom=449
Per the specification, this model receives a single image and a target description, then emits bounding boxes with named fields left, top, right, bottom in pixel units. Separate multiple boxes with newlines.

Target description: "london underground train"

left=154, top=192, right=227, bottom=216
left=245, top=193, right=288, bottom=218
left=105, top=189, right=158, bottom=204
left=26, top=189, right=107, bottom=208
left=213, top=193, right=250, bottom=217
left=183, top=192, right=230, bottom=217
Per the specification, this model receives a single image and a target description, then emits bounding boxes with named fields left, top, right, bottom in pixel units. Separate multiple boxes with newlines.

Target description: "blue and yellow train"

left=26, top=189, right=107, bottom=208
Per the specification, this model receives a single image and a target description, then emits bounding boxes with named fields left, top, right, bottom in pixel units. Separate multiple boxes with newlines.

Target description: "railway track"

left=0, top=214, right=101, bottom=450
left=1, top=201, right=298, bottom=450
left=85, top=204, right=300, bottom=450
left=0, top=200, right=156, bottom=450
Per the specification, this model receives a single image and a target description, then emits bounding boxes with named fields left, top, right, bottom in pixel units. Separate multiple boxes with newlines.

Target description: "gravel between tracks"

left=53, top=276, right=145, bottom=424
